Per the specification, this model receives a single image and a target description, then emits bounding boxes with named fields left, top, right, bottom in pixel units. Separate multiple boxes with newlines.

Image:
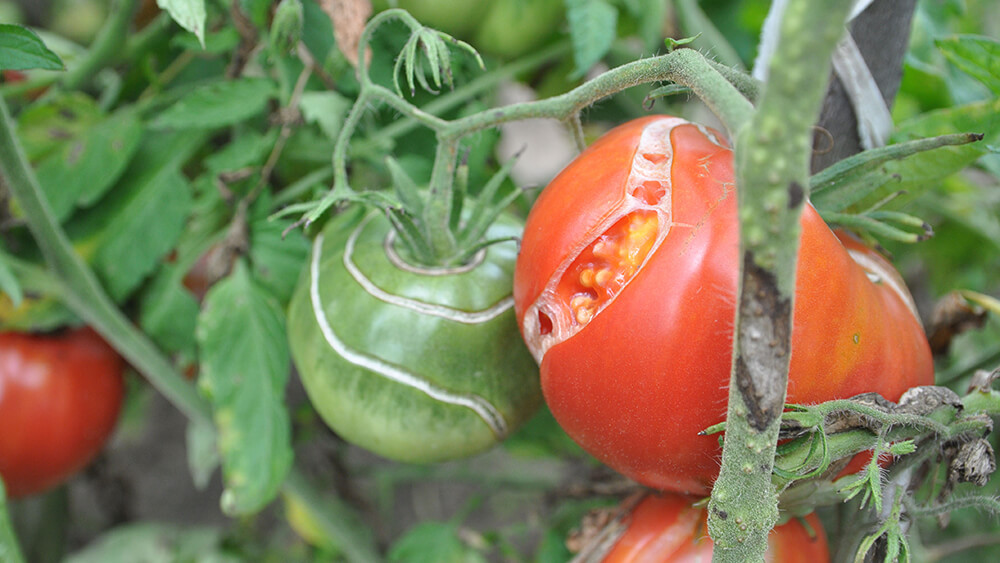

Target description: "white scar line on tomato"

left=521, top=117, right=688, bottom=364
left=344, top=214, right=515, bottom=324
left=846, top=247, right=922, bottom=323
left=310, top=233, right=509, bottom=439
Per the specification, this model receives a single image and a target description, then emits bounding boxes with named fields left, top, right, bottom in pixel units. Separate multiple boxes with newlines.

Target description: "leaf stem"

left=60, top=0, right=139, bottom=90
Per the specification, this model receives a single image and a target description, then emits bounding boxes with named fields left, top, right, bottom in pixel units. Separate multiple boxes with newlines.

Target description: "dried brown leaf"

left=319, top=0, right=372, bottom=67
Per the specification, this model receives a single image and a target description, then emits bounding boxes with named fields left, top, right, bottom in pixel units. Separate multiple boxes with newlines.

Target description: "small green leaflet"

left=299, top=91, right=351, bottom=140
left=151, top=78, right=276, bottom=130
left=935, top=35, right=1000, bottom=95
left=566, top=0, right=618, bottom=78
left=157, top=0, right=206, bottom=48
left=186, top=418, right=220, bottom=491
left=35, top=108, right=143, bottom=221
left=0, top=24, right=63, bottom=71
left=138, top=263, right=200, bottom=356
left=196, top=261, right=292, bottom=516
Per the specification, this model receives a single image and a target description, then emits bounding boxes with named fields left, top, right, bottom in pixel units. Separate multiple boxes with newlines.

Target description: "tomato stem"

left=708, top=0, right=858, bottom=560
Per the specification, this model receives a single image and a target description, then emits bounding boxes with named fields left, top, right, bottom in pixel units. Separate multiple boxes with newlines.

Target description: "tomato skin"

left=513, top=116, right=934, bottom=494
left=0, top=327, right=124, bottom=498
left=602, top=494, right=829, bottom=562
left=287, top=208, right=541, bottom=463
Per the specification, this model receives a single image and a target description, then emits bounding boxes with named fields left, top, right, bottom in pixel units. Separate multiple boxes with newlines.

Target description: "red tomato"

left=602, top=493, right=829, bottom=562
left=513, top=116, right=934, bottom=494
left=0, top=327, right=124, bottom=498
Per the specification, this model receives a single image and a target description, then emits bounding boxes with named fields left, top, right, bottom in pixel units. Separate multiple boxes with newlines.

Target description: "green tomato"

left=287, top=208, right=541, bottom=463
left=474, top=0, right=564, bottom=59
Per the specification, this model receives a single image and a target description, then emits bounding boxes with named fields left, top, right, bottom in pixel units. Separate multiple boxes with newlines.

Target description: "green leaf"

left=0, top=480, right=25, bottom=563
left=248, top=212, right=309, bottom=306
left=138, top=263, right=200, bottom=356
left=67, top=131, right=206, bottom=301
left=0, top=255, right=22, bottom=308
left=156, top=0, right=207, bottom=48
left=935, top=34, right=1000, bottom=95
left=15, top=92, right=102, bottom=162
left=64, top=523, right=236, bottom=563
left=186, top=418, right=220, bottom=490
left=151, top=78, right=276, bottom=130
left=565, top=0, right=618, bottom=78
left=34, top=108, right=143, bottom=221
left=298, top=90, right=351, bottom=140
left=388, top=522, right=487, bottom=563
left=196, top=261, right=293, bottom=516
left=0, top=24, right=63, bottom=71
left=204, top=129, right=278, bottom=173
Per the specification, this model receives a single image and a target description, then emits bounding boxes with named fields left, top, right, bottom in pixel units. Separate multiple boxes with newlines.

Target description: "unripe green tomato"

left=372, top=0, right=495, bottom=37
left=287, top=208, right=541, bottom=463
left=474, top=0, right=564, bottom=59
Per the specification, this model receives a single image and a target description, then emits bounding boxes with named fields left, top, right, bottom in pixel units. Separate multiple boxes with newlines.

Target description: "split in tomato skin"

left=0, top=327, right=125, bottom=498
left=513, top=116, right=934, bottom=495
left=602, top=493, right=830, bottom=562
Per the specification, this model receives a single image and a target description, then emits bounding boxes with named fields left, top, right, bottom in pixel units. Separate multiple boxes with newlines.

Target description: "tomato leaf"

left=186, top=418, right=220, bottom=491
left=62, top=523, right=235, bottom=563
left=299, top=91, right=351, bottom=140
left=0, top=254, right=22, bottom=308
left=151, top=78, right=276, bottom=130
left=388, top=522, right=486, bottom=563
left=196, top=261, right=293, bottom=516
left=565, top=0, right=618, bottom=78
left=156, top=0, right=207, bottom=49
left=248, top=212, right=309, bottom=306
left=66, top=131, right=202, bottom=301
left=0, top=24, right=63, bottom=71
left=15, top=92, right=102, bottom=162
left=935, top=35, right=1000, bottom=95
left=138, top=263, right=200, bottom=356
left=203, top=129, right=278, bottom=174
left=34, top=108, right=143, bottom=221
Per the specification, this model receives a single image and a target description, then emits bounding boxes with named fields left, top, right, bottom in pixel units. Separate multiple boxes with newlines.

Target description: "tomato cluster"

left=602, top=493, right=830, bottom=562
left=0, top=327, right=124, bottom=498
left=513, top=116, right=934, bottom=494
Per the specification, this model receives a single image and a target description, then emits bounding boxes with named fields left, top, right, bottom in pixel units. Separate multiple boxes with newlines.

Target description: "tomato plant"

left=287, top=208, right=541, bottom=463
left=513, top=116, right=935, bottom=494
left=0, top=327, right=124, bottom=498
left=600, top=493, right=829, bottom=562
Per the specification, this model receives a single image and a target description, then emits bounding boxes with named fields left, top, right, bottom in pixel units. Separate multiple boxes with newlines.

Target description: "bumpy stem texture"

left=707, top=0, right=857, bottom=561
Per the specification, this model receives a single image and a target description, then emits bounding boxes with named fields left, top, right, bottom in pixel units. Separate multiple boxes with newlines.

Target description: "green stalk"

left=0, top=481, right=25, bottom=563
left=60, top=0, right=139, bottom=90
left=707, top=1, right=856, bottom=561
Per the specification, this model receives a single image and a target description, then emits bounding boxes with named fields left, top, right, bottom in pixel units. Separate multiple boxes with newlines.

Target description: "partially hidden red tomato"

left=0, top=327, right=124, bottom=498
left=601, top=493, right=829, bottom=562
left=513, top=116, right=934, bottom=495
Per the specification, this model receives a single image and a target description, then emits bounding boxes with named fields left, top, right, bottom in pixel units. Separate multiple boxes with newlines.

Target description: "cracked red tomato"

left=0, top=327, right=124, bottom=498
left=513, top=116, right=934, bottom=495
left=602, top=493, right=829, bottom=562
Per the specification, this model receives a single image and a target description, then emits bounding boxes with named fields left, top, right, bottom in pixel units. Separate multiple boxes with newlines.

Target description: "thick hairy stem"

left=707, top=0, right=856, bottom=561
